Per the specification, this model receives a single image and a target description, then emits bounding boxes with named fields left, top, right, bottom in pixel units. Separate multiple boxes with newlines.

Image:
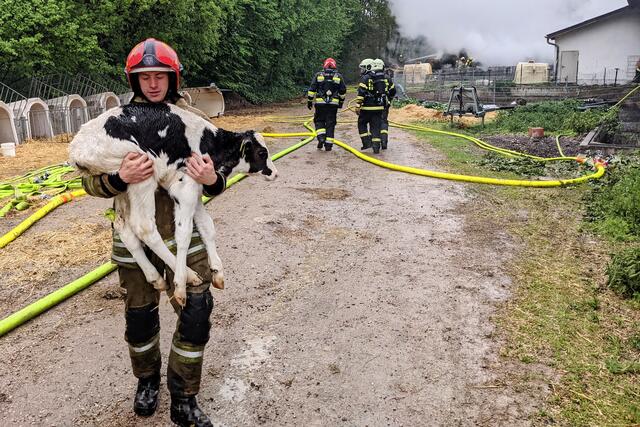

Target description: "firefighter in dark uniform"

left=307, top=57, right=347, bottom=151
left=82, top=38, right=222, bottom=427
left=355, top=58, right=387, bottom=154
left=372, top=58, right=396, bottom=150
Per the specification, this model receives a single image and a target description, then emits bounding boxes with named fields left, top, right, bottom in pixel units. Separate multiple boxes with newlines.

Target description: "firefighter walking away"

left=372, top=58, right=396, bottom=150
left=355, top=58, right=388, bottom=154
left=307, top=57, right=347, bottom=151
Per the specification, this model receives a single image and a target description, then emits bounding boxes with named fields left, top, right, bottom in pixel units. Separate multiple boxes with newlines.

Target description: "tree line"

left=0, top=0, right=404, bottom=103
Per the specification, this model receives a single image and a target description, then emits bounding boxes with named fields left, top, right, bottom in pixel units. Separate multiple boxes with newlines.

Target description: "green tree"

left=0, top=0, right=399, bottom=103
left=89, top=0, right=227, bottom=81
left=0, top=0, right=104, bottom=85
left=339, top=0, right=398, bottom=81
left=202, top=0, right=354, bottom=102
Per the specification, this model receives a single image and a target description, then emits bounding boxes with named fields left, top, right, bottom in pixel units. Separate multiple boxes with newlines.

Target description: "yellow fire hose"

left=612, top=83, right=640, bottom=109
left=0, top=190, right=87, bottom=249
left=0, top=101, right=612, bottom=336
left=268, top=108, right=607, bottom=187
left=329, top=133, right=605, bottom=187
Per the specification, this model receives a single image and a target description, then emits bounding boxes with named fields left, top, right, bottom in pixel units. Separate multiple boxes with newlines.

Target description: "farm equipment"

left=181, top=84, right=226, bottom=117
left=443, top=85, right=486, bottom=126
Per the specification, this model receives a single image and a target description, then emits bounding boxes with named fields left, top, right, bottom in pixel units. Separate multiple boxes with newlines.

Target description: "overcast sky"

left=389, top=0, right=629, bottom=65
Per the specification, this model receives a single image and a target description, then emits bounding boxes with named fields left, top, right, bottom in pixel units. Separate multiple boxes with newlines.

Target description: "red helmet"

left=323, top=58, right=337, bottom=69
left=125, top=38, right=182, bottom=91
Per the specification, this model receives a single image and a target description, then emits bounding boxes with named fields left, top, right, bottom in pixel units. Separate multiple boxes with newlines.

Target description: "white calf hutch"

left=46, top=94, right=89, bottom=135
left=0, top=101, right=19, bottom=146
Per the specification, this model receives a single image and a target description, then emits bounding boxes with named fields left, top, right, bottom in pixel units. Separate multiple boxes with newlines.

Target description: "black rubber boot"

left=360, top=136, right=372, bottom=150
left=133, top=374, right=160, bottom=417
left=324, top=143, right=333, bottom=151
left=381, top=140, right=388, bottom=150
left=170, top=396, right=213, bottom=427
left=372, top=141, right=381, bottom=154
left=317, top=140, right=324, bottom=149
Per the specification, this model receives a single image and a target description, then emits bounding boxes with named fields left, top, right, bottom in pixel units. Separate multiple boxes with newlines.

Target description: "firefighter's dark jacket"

left=307, top=69, right=347, bottom=107
left=356, top=71, right=396, bottom=111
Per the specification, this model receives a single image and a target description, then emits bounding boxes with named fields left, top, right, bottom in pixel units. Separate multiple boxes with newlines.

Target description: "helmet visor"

left=126, top=41, right=145, bottom=71
left=155, top=41, right=180, bottom=69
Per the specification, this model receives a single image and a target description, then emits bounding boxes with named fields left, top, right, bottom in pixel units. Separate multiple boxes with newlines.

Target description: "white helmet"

left=372, top=58, right=385, bottom=72
left=359, top=58, right=374, bottom=74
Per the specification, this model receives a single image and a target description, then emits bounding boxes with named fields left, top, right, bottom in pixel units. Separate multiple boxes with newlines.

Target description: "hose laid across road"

left=0, top=111, right=608, bottom=336
left=267, top=111, right=607, bottom=188
left=0, top=190, right=86, bottom=249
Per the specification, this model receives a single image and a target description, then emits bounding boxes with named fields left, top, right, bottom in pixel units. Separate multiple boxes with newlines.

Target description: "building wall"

left=555, top=9, right=640, bottom=84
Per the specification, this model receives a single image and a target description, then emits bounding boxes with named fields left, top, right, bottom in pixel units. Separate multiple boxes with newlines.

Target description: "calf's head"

left=236, top=131, right=277, bottom=180
left=201, top=128, right=278, bottom=180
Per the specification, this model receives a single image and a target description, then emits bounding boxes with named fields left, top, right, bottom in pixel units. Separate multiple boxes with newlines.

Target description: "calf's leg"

left=193, top=203, right=224, bottom=289
left=127, top=180, right=202, bottom=294
left=167, top=177, right=202, bottom=307
left=114, top=196, right=166, bottom=290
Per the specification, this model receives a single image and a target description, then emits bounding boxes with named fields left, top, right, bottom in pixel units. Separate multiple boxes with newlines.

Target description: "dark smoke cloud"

left=390, top=0, right=628, bottom=65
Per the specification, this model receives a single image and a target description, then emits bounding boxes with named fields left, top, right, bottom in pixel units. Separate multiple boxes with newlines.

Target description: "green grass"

left=406, top=121, right=483, bottom=171
left=583, top=154, right=640, bottom=242
left=398, top=99, right=620, bottom=138
left=403, top=120, right=588, bottom=182
left=410, top=123, right=640, bottom=425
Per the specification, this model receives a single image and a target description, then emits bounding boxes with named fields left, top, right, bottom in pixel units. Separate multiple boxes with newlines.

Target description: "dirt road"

left=0, top=102, right=546, bottom=425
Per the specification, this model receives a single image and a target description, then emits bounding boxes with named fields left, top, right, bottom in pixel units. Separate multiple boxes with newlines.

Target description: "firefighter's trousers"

left=120, top=251, right=214, bottom=398
left=314, top=104, right=339, bottom=146
left=381, top=106, right=390, bottom=149
left=358, top=109, right=383, bottom=151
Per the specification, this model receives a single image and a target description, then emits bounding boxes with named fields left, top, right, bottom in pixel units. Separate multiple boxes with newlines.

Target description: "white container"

left=1, top=142, right=16, bottom=157
left=514, top=62, right=550, bottom=84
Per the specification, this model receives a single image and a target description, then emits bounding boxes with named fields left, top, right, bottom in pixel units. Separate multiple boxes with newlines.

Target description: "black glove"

left=307, top=101, right=313, bottom=110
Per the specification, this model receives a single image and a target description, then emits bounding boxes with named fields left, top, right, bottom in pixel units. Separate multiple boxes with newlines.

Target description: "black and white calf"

left=69, top=103, right=277, bottom=306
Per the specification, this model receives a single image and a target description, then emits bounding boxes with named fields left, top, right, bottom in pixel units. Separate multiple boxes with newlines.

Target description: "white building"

left=546, top=0, right=640, bottom=84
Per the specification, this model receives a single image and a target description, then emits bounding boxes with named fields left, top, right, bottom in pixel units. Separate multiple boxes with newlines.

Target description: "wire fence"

left=395, top=68, right=640, bottom=106
left=2, top=68, right=639, bottom=145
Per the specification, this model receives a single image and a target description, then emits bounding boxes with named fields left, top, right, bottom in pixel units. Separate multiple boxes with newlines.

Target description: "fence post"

left=603, top=67, right=607, bottom=86
left=493, top=76, right=496, bottom=104
left=614, top=68, right=619, bottom=87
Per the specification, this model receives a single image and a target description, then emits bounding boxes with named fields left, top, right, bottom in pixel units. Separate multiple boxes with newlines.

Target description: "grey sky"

left=389, top=0, right=629, bottom=65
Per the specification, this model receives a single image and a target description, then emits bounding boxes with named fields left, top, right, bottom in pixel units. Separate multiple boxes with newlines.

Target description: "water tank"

left=403, top=63, right=433, bottom=85
left=514, top=61, right=550, bottom=84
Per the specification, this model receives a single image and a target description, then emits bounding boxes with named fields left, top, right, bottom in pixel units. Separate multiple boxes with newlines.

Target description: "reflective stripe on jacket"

left=307, top=70, right=347, bottom=107
left=112, top=227, right=207, bottom=268
left=355, top=72, right=390, bottom=110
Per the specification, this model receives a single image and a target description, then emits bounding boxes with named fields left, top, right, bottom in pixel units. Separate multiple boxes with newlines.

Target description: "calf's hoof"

left=152, top=277, right=168, bottom=291
left=186, top=268, right=203, bottom=286
left=174, top=286, right=187, bottom=307
left=212, top=269, right=225, bottom=290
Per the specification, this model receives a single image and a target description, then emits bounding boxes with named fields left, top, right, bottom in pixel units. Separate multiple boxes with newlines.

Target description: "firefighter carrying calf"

left=307, top=58, right=347, bottom=151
